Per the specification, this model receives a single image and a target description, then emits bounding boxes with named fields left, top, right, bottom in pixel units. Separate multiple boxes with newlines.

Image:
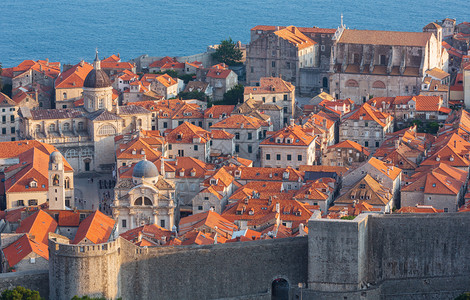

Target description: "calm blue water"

left=0, top=0, right=468, bottom=67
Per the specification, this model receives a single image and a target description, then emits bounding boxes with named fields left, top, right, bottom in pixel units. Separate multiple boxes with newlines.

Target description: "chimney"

left=137, top=232, right=142, bottom=242
left=290, top=118, right=294, bottom=126
left=275, top=202, right=280, bottom=213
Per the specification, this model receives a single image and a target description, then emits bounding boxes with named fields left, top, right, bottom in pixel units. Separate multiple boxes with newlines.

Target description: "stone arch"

left=64, top=177, right=70, bottom=189
left=346, top=79, right=359, bottom=87
left=97, top=124, right=117, bottom=136
left=49, top=123, right=56, bottom=132
left=372, top=80, right=386, bottom=89
left=134, top=196, right=153, bottom=206
left=271, top=276, right=290, bottom=300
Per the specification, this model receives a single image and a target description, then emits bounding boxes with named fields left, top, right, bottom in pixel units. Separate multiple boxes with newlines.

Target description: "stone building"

left=0, top=92, right=38, bottom=142
left=323, top=140, right=370, bottom=167
left=244, top=77, right=295, bottom=121
left=54, top=61, right=94, bottom=109
left=18, top=52, right=152, bottom=173
left=165, top=122, right=211, bottom=162
left=233, top=98, right=283, bottom=131
left=339, top=103, right=393, bottom=151
left=246, top=26, right=318, bottom=88
left=260, top=123, right=316, bottom=169
left=113, top=159, right=175, bottom=234
left=211, top=114, right=273, bottom=163
left=196, top=64, right=238, bottom=101
left=330, top=25, right=447, bottom=103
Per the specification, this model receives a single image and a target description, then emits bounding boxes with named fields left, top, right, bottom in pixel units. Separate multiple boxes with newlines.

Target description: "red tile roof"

left=3, top=234, right=49, bottom=267
left=179, top=211, right=237, bottom=239
left=165, top=122, right=210, bottom=144
left=274, top=26, right=316, bottom=50
left=204, top=105, right=235, bottom=118
left=328, top=140, right=370, bottom=156
left=16, top=210, right=57, bottom=244
left=55, top=61, right=94, bottom=89
left=211, top=114, right=267, bottom=129
left=245, top=77, right=294, bottom=95
left=72, top=210, right=115, bottom=244
left=251, top=25, right=336, bottom=34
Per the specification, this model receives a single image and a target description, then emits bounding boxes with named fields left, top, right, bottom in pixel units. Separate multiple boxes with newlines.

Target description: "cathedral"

left=112, top=158, right=175, bottom=233
left=18, top=52, right=152, bottom=172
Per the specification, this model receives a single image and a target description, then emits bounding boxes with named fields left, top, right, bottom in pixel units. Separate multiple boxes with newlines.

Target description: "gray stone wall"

left=0, top=270, right=49, bottom=299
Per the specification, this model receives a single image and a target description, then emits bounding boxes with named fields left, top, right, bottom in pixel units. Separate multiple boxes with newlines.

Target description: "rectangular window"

left=235, top=145, right=239, bottom=153
left=2, top=128, right=5, bottom=134
left=198, top=206, right=203, bottom=210
left=375, top=141, right=380, bottom=147
left=248, top=145, right=252, bottom=153
left=283, top=95, right=288, bottom=101
left=198, top=121, right=202, bottom=127
left=11, top=127, right=15, bottom=134
left=286, top=62, right=290, bottom=69
left=298, top=155, right=302, bottom=161
left=262, top=97, right=266, bottom=103
left=272, top=61, right=276, bottom=67
left=247, top=133, right=252, bottom=140
left=276, top=154, right=281, bottom=160
left=250, top=67, right=254, bottom=73
left=266, top=154, right=271, bottom=160
left=160, top=220, right=165, bottom=228
left=321, top=45, right=325, bottom=51
left=178, top=121, right=183, bottom=125
left=287, top=154, right=292, bottom=161
left=122, top=219, right=127, bottom=228
left=194, top=145, right=198, bottom=151
left=272, top=97, right=276, bottom=103
left=365, top=141, right=369, bottom=147
left=169, top=144, right=172, bottom=150
left=163, top=122, right=168, bottom=128
left=235, top=132, right=240, bottom=140
left=10, top=115, right=14, bottom=123
left=2, top=116, right=5, bottom=124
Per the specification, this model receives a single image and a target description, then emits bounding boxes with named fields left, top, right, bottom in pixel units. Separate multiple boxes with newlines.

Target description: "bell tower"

left=48, top=151, right=66, bottom=210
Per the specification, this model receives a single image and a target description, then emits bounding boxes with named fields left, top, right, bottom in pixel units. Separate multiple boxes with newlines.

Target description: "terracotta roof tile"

left=72, top=210, right=115, bottom=244
left=3, top=234, right=49, bottom=267
left=339, top=29, right=433, bottom=47
left=16, top=210, right=57, bottom=244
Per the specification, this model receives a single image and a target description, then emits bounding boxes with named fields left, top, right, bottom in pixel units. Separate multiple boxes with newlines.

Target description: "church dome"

left=83, top=69, right=111, bottom=88
left=50, top=151, right=63, bottom=164
left=133, top=160, right=158, bottom=179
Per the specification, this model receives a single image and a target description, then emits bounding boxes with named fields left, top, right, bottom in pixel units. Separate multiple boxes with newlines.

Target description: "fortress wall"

left=0, top=270, right=49, bottom=298
left=48, top=240, right=121, bottom=300
left=308, top=212, right=470, bottom=299
left=118, top=237, right=308, bottom=300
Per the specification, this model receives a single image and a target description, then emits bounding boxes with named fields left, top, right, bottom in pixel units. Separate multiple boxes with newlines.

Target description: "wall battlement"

left=46, top=213, right=470, bottom=300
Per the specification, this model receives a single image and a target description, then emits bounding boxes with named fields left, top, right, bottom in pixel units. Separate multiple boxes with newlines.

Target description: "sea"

left=0, top=0, right=469, bottom=67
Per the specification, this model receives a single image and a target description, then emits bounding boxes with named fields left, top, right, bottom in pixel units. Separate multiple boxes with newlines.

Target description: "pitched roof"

left=204, top=105, right=235, bottom=118
left=27, top=108, right=85, bottom=120
left=165, top=122, right=211, bottom=144
left=116, top=137, right=162, bottom=161
left=16, top=210, right=58, bottom=244
left=55, top=61, right=94, bottom=89
left=179, top=211, right=237, bottom=239
left=251, top=25, right=336, bottom=34
left=425, top=67, right=450, bottom=80
left=342, top=103, right=392, bottom=127
left=211, top=114, right=267, bottom=129
left=120, top=224, right=172, bottom=245
left=3, top=234, right=49, bottom=267
left=72, top=210, right=115, bottom=244
left=274, top=26, right=316, bottom=49
left=210, top=129, right=235, bottom=139
left=367, top=157, right=402, bottom=180
left=335, top=174, right=392, bottom=206
left=328, top=140, right=370, bottom=156
left=244, top=77, right=294, bottom=95
left=338, top=29, right=433, bottom=47
left=148, top=56, right=177, bottom=68
left=261, top=124, right=315, bottom=146
left=183, top=81, right=209, bottom=93
left=87, top=109, right=122, bottom=121
left=397, top=206, right=444, bottom=213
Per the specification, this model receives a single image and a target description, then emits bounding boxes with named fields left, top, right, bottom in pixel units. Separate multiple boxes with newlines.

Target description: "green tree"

left=221, top=84, right=244, bottom=105
left=455, top=292, right=470, bottom=300
left=178, top=73, right=195, bottom=84
left=211, top=38, right=243, bottom=66
left=152, top=69, right=179, bottom=78
left=178, top=90, right=208, bottom=101
left=0, top=286, right=44, bottom=300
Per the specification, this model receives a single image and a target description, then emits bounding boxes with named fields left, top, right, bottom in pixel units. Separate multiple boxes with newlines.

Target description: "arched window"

left=52, top=174, right=60, bottom=186
left=98, top=124, right=116, bottom=135
left=49, top=123, right=56, bottom=132
left=63, top=123, right=70, bottom=131
left=66, top=149, right=78, bottom=158
left=63, top=92, right=67, bottom=99
left=133, top=197, right=153, bottom=206
left=64, top=177, right=70, bottom=189
left=98, top=98, right=104, bottom=109
left=137, top=119, right=142, bottom=127
left=372, top=80, right=386, bottom=89
left=77, top=122, right=84, bottom=130
left=346, top=79, right=359, bottom=88
left=35, top=125, right=41, bottom=132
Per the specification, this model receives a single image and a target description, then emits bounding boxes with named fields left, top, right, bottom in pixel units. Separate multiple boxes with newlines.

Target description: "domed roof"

left=83, top=69, right=111, bottom=88
left=50, top=151, right=62, bottom=164
left=133, top=160, right=159, bottom=178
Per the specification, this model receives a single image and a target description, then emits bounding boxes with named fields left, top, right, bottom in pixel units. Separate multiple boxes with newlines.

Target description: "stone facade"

left=45, top=213, right=470, bottom=300
left=330, top=27, right=445, bottom=103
